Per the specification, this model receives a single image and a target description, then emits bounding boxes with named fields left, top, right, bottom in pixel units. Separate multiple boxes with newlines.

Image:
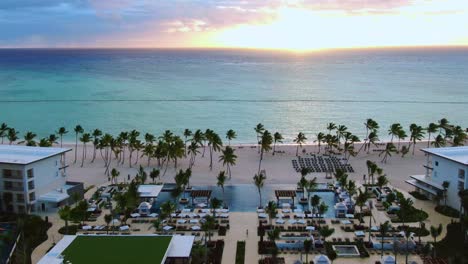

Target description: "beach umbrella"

left=111, top=219, right=120, bottom=225
left=306, top=226, right=315, bottom=231
left=163, top=226, right=173, bottom=231
left=197, top=203, right=207, bottom=208
left=190, top=219, right=199, bottom=224
left=381, top=255, right=396, bottom=264
left=119, top=225, right=129, bottom=231
left=276, top=219, right=285, bottom=224
left=82, top=225, right=92, bottom=230
left=191, top=225, right=201, bottom=230
left=258, top=213, right=267, bottom=218
left=149, top=213, right=158, bottom=218
left=130, top=213, right=141, bottom=218
left=177, top=219, right=187, bottom=224
left=314, top=254, right=331, bottom=264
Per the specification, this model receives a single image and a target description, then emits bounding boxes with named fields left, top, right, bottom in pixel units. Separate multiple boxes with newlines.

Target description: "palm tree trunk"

left=81, top=144, right=85, bottom=167
left=258, top=151, right=263, bottom=174
left=74, top=134, right=78, bottom=163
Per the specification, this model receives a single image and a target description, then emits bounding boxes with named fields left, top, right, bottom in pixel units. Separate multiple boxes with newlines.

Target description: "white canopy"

left=149, top=213, right=158, bottom=218
left=82, top=225, right=92, bottom=230
left=276, top=219, right=285, bottom=224
left=197, top=203, right=207, bottom=208
left=258, top=213, right=268, bottom=218
left=119, top=225, right=130, bottom=231
left=381, top=255, right=396, bottom=264
left=130, top=213, right=141, bottom=218
left=163, top=225, right=173, bottom=231
left=314, top=254, right=331, bottom=264
left=191, top=225, right=201, bottom=230
left=306, top=226, right=315, bottom=231
left=138, top=184, right=163, bottom=198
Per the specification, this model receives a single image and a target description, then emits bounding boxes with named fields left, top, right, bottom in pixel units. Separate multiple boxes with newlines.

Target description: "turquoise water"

left=1, top=48, right=467, bottom=143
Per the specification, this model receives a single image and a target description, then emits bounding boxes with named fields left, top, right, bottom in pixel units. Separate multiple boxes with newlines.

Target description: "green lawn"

left=62, top=236, right=172, bottom=264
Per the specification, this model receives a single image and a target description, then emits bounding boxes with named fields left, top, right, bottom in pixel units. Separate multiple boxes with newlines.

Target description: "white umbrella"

left=177, top=219, right=187, bottom=224
left=149, top=213, right=158, bottom=218
left=381, top=255, right=396, bottom=264
left=306, top=226, right=315, bottom=231
left=282, top=203, right=290, bottom=208
left=220, top=213, right=229, bottom=218
left=258, top=213, right=268, bottom=218
left=182, top=208, right=192, bottom=213
left=294, top=208, right=303, bottom=213
left=197, top=203, right=207, bottom=208
left=295, top=213, right=305, bottom=218
left=189, top=219, right=199, bottom=224
left=276, top=219, right=285, bottom=224
left=163, top=225, right=173, bottom=231
left=130, top=213, right=141, bottom=218
left=341, top=220, right=352, bottom=225
left=82, top=225, right=92, bottom=230
left=297, top=219, right=306, bottom=224
left=288, top=219, right=297, bottom=224
left=119, top=225, right=129, bottom=231
left=355, top=231, right=365, bottom=237
left=282, top=209, right=291, bottom=213
left=191, top=225, right=201, bottom=230
left=345, top=214, right=354, bottom=218
left=111, top=219, right=120, bottom=225
left=314, top=254, right=331, bottom=264
left=198, top=213, right=207, bottom=218
left=257, top=208, right=265, bottom=213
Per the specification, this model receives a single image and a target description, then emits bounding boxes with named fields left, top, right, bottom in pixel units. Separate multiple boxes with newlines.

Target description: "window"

left=28, top=181, right=35, bottom=190
left=29, top=192, right=36, bottom=202
left=16, top=194, right=24, bottom=203
left=459, top=169, right=465, bottom=180
left=3, top=169, right=23, bottom=179
left=27, top=169, right=34, bottom=178
left=458, top=181, right=465, bottom=191
left=435, top=161, right=439, bottom=166
left=3, top=169, right=12, bottom=177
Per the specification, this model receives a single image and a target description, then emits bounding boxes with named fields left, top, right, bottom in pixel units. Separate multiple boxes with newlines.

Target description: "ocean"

left=0, top=48, right=467, bottom=143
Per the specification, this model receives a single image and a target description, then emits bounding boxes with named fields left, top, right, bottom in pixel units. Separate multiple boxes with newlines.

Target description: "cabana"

left=334, top=202, right=348, bottom=218
left=274, top=190, right=296, bottom=208
left=137, top=184, right=163, bottom=202
left=138, top=202, right=152, bottom=215
left=190, top=190, right=212, bottom=206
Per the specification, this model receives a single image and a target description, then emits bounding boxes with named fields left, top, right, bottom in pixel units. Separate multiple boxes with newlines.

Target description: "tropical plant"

left=430, top=224, right=443, bottom=257
left=254, top=123, right=265, bottom=152
left=210, top=197, right=222, bottom=218
left=7, top=128, right=19, bottom=145
left=258, top=130, right=273, bottom=173
left=217, top=170, right=227, bottom=201
left=226, top=129, right=236, bottom=146
left=409, top=124, right=425, bottom=154
left=319, top=226, right=335, bottom=242
left=161, top=201, right=176, bottom=221
left=379, top=142, right=397, bottom=163
left=20, top=131, right=37, bottom=146
left=0, top=123, right=8, bottom=144
left=110, top=168, right=120, bottom=184
left=303, top=239, right=312, bottom=264
left=91, top=129, right=102, bottom=162
left=104, top=214, right=112, bottom=234
left=273, top=132, right=283, bottom=155
left=80, top=132, right=91, bottom=167
left=58, top=205, right=71, bottom=234
left=73, top=125, right=84, bottom=163
left=426, top=123, right=438, bottom=147
left=310, top=195, right=321, bottom=216
left=315, top=132, right=325, bottom=154
left=253, top=173, right=266, bottom=208
left=379, top=221, right=391, bottom=257
left=150, top=168, right=160, bottom=183
left=293, top=132, right=307, bottom=156
left=297, top=176, right=308, bottom=199
left=183, top=129, right=192, bottom=155
left=432, top=135, right=446, bottom=148
left=219, top=146, right=237, bottom=179
left=265, top=201, right=277, bottom=225
left=376, top=175, right=389, bottom=189
left=48, top=134, right=58, bottom=146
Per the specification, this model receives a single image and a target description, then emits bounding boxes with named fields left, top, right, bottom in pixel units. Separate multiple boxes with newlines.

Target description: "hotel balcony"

left=405, top=175, right=443, bottom=196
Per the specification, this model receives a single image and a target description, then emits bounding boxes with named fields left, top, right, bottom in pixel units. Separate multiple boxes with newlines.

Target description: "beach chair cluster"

left=170, top=208, right=230, bottom=232
left=291, top=155, right=354, bottom=173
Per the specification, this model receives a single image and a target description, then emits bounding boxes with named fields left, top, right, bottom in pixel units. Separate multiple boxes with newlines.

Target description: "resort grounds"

left=31, top=141, right=459, bottom=264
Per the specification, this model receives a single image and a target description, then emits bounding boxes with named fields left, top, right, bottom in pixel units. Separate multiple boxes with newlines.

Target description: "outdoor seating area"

left=291, top=155, right=354, bottom=173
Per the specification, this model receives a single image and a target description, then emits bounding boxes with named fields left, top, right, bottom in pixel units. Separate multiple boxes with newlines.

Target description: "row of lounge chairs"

left=292, top=156, right=354, bottom=173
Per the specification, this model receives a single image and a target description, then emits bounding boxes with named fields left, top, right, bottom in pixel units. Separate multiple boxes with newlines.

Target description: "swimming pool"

left=151, top=184, right=337, bottom=216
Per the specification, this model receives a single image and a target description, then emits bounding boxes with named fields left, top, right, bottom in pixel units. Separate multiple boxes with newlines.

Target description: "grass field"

left=62, top=236, right=172, bottom=263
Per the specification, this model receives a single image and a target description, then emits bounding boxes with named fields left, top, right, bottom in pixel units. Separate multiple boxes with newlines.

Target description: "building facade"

left=406, top=146, right=468, bottom=210
left=0, top=145, right=82, bottom=213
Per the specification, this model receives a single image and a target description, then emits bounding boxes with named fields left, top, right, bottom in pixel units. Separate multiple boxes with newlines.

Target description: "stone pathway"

left=221, top=212, right=259, bottom=264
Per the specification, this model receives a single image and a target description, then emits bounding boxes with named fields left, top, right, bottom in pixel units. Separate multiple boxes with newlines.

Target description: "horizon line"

left=1, top=45, right=468, bottom=53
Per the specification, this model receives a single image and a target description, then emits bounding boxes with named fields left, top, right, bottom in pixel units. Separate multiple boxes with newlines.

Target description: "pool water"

left=151, top=184, right=337, bottom=216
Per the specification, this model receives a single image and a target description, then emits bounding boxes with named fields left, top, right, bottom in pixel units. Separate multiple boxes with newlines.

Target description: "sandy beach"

left=64, top=141, right=429, bottom=192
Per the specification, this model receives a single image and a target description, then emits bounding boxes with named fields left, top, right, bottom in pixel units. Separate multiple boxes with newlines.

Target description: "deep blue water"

left=1, top=48, right=467, bottom=143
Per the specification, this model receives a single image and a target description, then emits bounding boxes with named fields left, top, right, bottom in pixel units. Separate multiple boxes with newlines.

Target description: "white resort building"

left=0, top=145, right=83, bottom=213
left=406, top=146, right=468, bottom=210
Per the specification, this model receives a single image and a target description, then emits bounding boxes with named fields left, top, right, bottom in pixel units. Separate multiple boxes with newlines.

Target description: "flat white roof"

left=167, top=235, right=195, bottom=258
left=138, top=184, right=164, bottom=198
left=38, top=190, right=70, bottom=203
left=0, top=145, right=71, bottom=165
left=422, top=146, right=468, bottom=165
left=38, top=235, right=76, bottom=264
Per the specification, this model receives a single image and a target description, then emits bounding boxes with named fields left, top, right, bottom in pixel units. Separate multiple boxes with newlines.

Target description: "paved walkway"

left=221, top=212, right=259, bottom=264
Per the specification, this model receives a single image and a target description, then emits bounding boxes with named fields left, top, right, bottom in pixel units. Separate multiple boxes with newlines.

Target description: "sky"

left=1, top=0, right=468, bottom=51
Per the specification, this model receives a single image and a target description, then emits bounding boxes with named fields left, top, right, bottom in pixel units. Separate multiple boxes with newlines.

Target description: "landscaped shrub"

left=58, top=224, right=80, bottom=235
left=218, top=226, right=227, bottom=236
left=393, top=208, right=428, bottom=223
left=435, top=205, right=460, bottom=218
left=409, top=191, right=429, bottom=200
left=235, top=241, right=245, bottom=264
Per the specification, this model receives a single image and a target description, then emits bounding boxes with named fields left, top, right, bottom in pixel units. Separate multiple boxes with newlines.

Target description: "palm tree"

left=152, top=219, right=161, bottom=232
left=20, top=131, right=37, bottom=146
left=183, top=129, right=192, bottom=155
left=297, top=176, right=308, bottom=199
left=187, top=141, right=200, bottom=169
left=55, top=127, right=68, bottom=147
left=267, top=227, right=280, bottom=243
left=379, top=221, right=391, bottom=257
left=336, top=124, right=348, bottom=147
left=265, top=201, right=277, bottom=225
left=272, top=132, right=283, bottom=155
left=432, top=135, right=446, bottom=148
left=219, top=146, right=237, bottom=179
left=202, top=215, right=216, bottom=243
left=7, top=128, right=19, bottom=145
left=388, top=123, right=402, bottom=144
left=442, top=181, right=450, bottom=206
left=0, top=123, right=8, bottom=144
left=110, top=168, right=120, bottom=184
left=91, top=129, right=102, bottom=162
left=80, top=133, right=91, bottom=167
left=326, top=122, right=337, bottom=134
left=319, top=226, right=335, bottom=242
left=226, top=129, right=236, bottom=146
left=73, top=125, right=84, bottom=163
left=306, top=177, right=318, bottom=201
left=438, top=118, right=452, bottom=140
left=217, top=171, right=227, bottom=202
left=253, top=173, right=266, bottom=208
left=142, top=144, right=154, bottom=167
left=258, top=130, right=273, bottom=173
left=379, top=142, right=396, bottom=163
left=409, top=124, right=425, bottom=155
left=254, top=123, right=265, bottom=152
left=426, top=123, right=438, bottom=147
left=39, top=138, right=52, bottom=147
left=311, top=195, right=321, bottom=217
left=318, top=202, right=329, bottom=223
left=303, top=239, right=312, bottom=264
left=356, top=189, right=369, bottom=222
left=396, top=128, right=407, bottom=151
left=207, top=131, right=223, bottom=170
left=161, top=201, right=176, bottom=221
left=150, top=168, right=160, bottom=183
left=366, top=131, right=380, bottom=154
left=210, top=197, right=222, bottom=218
left=404, top=229, right=412, bottom=264
left=48, top=134, right=58, bottom=146
left=58, top=205, right=71, bottom=234
left=377, top=175, right=389, bottom=189
left=315, top=132, right=325, bottom=154
left=430, top=224, right=443, bottom=257
left=104, top=214, right=112, bottom=234
left=294, top=132, right=307, bottom=156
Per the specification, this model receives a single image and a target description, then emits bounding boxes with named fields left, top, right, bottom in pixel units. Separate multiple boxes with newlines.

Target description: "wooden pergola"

left=190, top=190, right=212, bottom=206
left=274, top=190, right=296, bottom=208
